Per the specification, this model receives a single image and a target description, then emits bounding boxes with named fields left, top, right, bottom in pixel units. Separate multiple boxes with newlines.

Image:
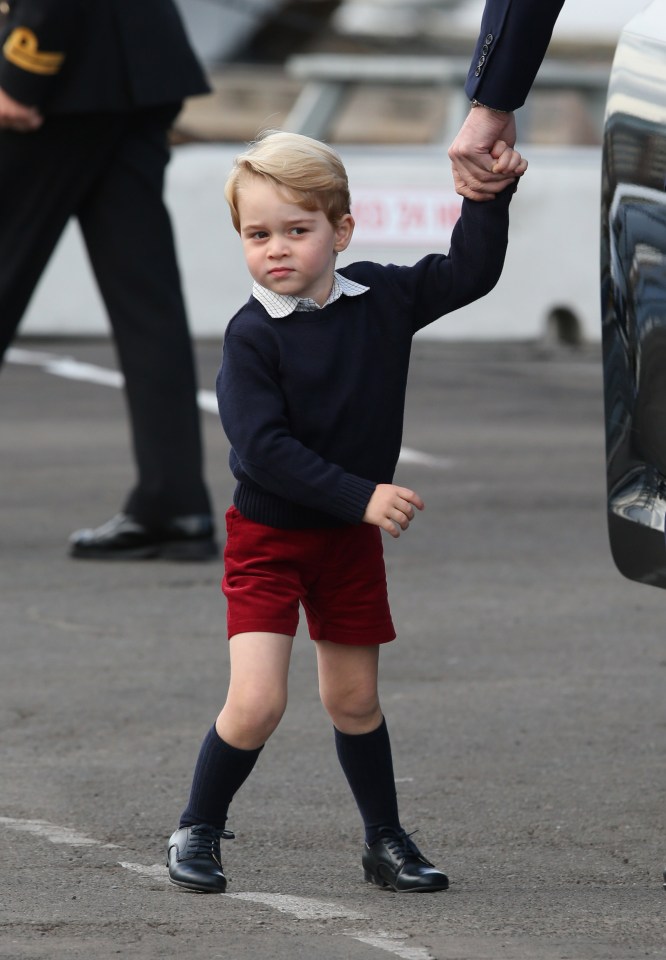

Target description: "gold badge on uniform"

left=3, top=27, right=64, bottom=75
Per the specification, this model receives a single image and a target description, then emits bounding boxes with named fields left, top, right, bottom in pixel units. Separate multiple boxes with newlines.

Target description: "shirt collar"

left=252, top=272, right=369, bottom=318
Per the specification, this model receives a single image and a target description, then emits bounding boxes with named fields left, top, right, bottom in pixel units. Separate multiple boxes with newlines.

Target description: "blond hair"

left=225, top=130, right=351, bottom=233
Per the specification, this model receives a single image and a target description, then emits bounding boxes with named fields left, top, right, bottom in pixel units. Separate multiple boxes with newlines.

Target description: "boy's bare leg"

left=167, top=632, right=292, bottom=893
left=317, top=638, right=448, bottom=892
left=216, top=632, right=294, bottom=749
left=315, top=639, right=382, bottom=733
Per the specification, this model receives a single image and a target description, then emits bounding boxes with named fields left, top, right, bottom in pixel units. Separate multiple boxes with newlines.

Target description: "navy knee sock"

left=334, top=717, right=401, bottom=846
left=179, top=724, right=263, bottom=830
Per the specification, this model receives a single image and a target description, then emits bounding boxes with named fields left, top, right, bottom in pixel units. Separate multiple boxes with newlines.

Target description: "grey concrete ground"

left=2, top=338, right=665, bottom=960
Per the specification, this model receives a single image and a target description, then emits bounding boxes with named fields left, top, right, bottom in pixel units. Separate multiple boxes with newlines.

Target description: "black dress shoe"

left=68, top=513, right=219, bottom=561
left=362, top=830, right=449, bottom=893
left=167, top=824, right=234, bottom=893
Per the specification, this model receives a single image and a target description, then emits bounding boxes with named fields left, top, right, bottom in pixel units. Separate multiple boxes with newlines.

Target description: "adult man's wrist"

left=470, top=99, right=510, bottom=114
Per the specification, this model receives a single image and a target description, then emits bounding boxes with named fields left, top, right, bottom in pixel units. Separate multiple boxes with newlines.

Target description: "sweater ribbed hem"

left=233, top=474, right=376, bottom=529
left=234, top=483, right=347, bottom=529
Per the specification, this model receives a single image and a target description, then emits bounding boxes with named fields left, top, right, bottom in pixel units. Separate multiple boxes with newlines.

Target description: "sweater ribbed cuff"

left=333, top=474, right=377, bottom=525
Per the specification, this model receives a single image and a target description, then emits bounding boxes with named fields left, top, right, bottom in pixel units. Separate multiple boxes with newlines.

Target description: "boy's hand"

left=489, top=139, right=528, bottom=178
left=363, top=484, right=424, bottom=538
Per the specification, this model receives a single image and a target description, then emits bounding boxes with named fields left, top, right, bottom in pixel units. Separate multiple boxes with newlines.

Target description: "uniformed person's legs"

left=0, top=111, right=217, bottom=559
left=69, top=105, right=218, bottom=560
left=0, top=117, right=113, bottom=360
left=77, top=108, right=211, bottom=514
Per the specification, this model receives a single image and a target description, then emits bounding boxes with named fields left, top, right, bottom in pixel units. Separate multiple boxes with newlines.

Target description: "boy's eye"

left=289, top=227, right=307, bottom=236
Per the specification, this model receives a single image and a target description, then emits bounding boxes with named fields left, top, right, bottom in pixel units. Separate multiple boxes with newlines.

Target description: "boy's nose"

left=268, top=238, right=289, bottom=257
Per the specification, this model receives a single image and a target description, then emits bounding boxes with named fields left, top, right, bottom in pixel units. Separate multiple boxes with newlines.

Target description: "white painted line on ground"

left=0, top=818, right=437, bottom=960
left=123, top=862, right=368, bottom=921
left=7, top=347, right=123, bottom=388
left=6, top=347, right=74, bottom=367
left=196, top=389, right=222, bottom=415
left=344, top=929, right=437, bottom=960
left=399, top=447, right=454, bottom=468
left=119, top=860, right=436, bottom=959
left=119, top=861, right=167, bottom=879
left=226, top=891, right=368, bottom=921
left=6, top=347, right=454, bottom=470
left=0, top=816, right=119, bottom=848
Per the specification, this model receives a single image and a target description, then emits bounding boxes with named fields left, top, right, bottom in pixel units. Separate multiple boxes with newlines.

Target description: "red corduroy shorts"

left=222, top=506, right=395, bottom=646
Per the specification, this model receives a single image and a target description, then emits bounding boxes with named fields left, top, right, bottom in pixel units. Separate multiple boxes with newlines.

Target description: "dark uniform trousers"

left=0, top=105, right=211, bottom=524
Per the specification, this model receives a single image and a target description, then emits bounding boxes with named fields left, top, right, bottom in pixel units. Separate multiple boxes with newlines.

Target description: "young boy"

left=167, top=130, right=526, bottom=894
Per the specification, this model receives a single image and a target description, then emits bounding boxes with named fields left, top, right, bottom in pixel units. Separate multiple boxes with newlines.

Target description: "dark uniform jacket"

left=0, top=0, right=209, bottom=112
left=465, top=0, right=565, bottom=111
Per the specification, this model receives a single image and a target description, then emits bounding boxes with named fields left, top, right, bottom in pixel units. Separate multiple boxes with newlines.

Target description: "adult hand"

left=449, top=106, right=522, bottom=201
left=363, top=484, right=424, bottom=538
left=0, top=87, right=43, bottom=131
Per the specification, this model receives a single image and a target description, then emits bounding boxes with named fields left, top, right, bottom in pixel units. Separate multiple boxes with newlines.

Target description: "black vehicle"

left=600, top=0, right=666, bottom=587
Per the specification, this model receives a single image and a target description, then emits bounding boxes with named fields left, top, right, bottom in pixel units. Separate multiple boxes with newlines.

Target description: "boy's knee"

left=320, top=684, right=381, bottom=731
left=223, top=690, right=286, bottom=743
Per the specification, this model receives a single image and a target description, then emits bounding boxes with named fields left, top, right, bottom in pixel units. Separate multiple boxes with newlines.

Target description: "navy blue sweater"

left=217, top=187, right=515, bottom=528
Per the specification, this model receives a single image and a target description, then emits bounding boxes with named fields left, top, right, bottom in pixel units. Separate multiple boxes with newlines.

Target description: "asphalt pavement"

left=2, top=337, right=665, bottom=960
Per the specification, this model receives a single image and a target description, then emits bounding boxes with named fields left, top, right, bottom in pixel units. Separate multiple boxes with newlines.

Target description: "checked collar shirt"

left=251, top=272, right=369, bottom=318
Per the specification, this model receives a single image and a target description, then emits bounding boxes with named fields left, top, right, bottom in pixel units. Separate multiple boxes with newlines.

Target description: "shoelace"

left=187, top=824, right=235, bottom=858
left=379, top=829, right=432, bottom=866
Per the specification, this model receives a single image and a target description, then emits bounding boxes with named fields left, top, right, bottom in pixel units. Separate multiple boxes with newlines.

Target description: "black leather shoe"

left=68, top=513, right=219, bottom=561
left=167, top=824, right=234, bottom=893
left=362, top=830, right=449, bottom=893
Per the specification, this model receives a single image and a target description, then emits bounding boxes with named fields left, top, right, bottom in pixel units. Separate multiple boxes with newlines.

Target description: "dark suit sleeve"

left=0, top=0, right=84, bottom=106
left=465, top=0, right=565, bottom=111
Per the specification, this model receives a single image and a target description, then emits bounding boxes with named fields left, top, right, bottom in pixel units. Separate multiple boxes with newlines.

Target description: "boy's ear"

left=333, top=214, right=355, bottom=253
